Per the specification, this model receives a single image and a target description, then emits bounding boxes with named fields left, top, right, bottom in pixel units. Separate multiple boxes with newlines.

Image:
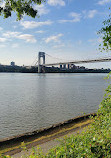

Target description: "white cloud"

left=88, top=38, right=103, bottom=45
left=69, top=12, right=81, bottom=22
left=17, top=34, right=37, bottom=43
left=20, top=20, right=53, bottom=29
left=77, top=40, right=82, bottom=45
left=2, top=31, right=36, bottom=44
left=12, top=43, right=19, bottom=48
left=0, top=27, right=3, bottom=31
left=58, top=19, right=69, bottom=23
left=59, top=10, right=97, bottom=24
left=3, top=31, right=21, bottom=38
left=0, top=37, right=7, bottom=42
left=58, top=12, right=81, bottom=23
left=13, top=26, right=17, bottom=29
left=53, top=43, right=65, bottom=48
left=34, top=4, right=49, bottom=15
left=0, top=44, right=6, bottom=48
left=36, top=30, right=45, bottom=33
left=48, top=0, right=65, bottom=6
left=83, top=10, right=98, bottom=18
left=45, top=34, right=63, bottom=43
left=98, top=0, right=111, bottom=5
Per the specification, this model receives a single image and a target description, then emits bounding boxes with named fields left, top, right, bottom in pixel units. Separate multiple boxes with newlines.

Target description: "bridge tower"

left=38, top=52, right=45, bottom=73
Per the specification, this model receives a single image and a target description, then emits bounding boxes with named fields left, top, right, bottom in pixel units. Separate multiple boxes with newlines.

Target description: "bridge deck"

left=43, top=58, right=111, bottom=66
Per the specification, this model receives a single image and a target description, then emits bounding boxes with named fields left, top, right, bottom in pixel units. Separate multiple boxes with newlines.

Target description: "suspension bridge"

left=31, top=52, right=111, bottom=73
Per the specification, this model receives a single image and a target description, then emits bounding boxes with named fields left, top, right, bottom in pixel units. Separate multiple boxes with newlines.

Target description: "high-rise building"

left=63, top=64, right=66, bottom=69
left=60, top=64, right=62, bottom=69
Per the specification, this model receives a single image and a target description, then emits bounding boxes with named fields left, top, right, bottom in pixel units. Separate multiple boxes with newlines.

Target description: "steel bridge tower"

left=38, top=52, right=45, bottom=73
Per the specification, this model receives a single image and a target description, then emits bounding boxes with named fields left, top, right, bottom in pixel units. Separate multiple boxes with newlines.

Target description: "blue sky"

left=0, top=0, right=111, bottom=68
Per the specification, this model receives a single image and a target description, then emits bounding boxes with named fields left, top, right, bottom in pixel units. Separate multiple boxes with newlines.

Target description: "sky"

left=0, top=0, right=111, bottom=68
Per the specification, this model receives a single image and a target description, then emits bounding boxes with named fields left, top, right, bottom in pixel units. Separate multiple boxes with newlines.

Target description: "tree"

left=98, top=10, right=111, bottom=95
left=98, top=10, right=111, bottom=52
left=0, top=0, right=45, bottom=20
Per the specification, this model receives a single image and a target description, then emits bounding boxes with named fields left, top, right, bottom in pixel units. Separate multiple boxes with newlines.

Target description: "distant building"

left=60, top=65, right=62, bottom=69
left=72, top=64, right=77, bottom=70
left=67, top=64, right=70, bottom=69
left=11, top=61, right=15, bottom=66
left=79, top=66, right=85, bottom=70
left=63, top=64, right=66, bottom=69
left=76, top=66, right=80, bottom=69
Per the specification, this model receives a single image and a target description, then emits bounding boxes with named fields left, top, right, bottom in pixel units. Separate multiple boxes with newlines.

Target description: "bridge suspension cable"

left=31, top=56, right=38, bottom=66
left=45, top=53, right=66, bottom=61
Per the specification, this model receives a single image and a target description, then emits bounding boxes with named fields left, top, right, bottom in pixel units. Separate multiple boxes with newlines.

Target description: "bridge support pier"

left=38, top=52, right=45, bottom=73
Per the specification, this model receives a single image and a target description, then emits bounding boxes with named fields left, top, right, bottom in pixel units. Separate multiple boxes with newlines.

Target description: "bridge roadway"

left=43, top=58, right=111, bottom=66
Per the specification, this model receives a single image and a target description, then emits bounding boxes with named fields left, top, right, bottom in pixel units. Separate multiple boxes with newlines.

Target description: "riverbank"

left=12, top=92, right=111, bottom=158
left=0, top=113, right=96, bottom=157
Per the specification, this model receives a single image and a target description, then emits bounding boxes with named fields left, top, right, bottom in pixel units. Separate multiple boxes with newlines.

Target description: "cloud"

left=87, top=10, right=97, bottom=18
left=48, top=0, right=65, bottom=6
left=83, top=10, right=98, bottom=18
left=88, top=38, right=103, bottom=45
left=12, top=43, right=19, bottom=48
left=53, top=43, right=65, bottom=48
left=58, top=10, right=97, bottom=24
left=98, top=0, right=111, bottom=5
left=2, top=31, right=36, bottom=43
left=69, top=12, right=81, bottom=21
left=34, top=4, right=49, bottom=15
left=0, top=37, right=7, bottom=42
left=0, top=27, right=3, bottom=31
left=58, top=12, right=81, bottom=23
left=3, top=31, right=21, bottom=38
left=77, top=40, right=82, bottom=45
left=13, top=26, right=17, bottom=29
left=35, top=30, right=45, bottom=33
left=0, top=44, right=6, bottom=48
left=45, top=34, right=63, bottom=43
left=17, top=34, right=37, bottom=43
left=20, top=20, right=53, bottom=29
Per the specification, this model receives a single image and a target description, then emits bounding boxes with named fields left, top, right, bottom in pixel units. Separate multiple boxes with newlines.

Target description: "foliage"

left=98, top=9, right=111, bottom=52
left=0, top=0, right=45, bottom=20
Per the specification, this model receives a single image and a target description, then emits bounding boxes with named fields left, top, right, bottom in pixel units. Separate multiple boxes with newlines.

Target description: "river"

left=0, top=73, right=109, bottom=140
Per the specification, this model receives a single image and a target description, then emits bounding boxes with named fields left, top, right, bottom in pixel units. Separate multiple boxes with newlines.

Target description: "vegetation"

left=0, top=0, right=45, bottom=20
left=98, top=8, right=111, bottom=52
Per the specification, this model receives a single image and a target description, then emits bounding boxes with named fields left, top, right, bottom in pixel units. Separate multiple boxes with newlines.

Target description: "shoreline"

left=0, top=113, right=96, bottom=156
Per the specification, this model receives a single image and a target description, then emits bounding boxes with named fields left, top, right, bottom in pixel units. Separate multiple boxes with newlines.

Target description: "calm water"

left=0, top=73, right=109, bottom=140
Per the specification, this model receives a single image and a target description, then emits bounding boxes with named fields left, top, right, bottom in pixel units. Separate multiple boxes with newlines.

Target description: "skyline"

left=0, top=0, right=111, bottom=68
